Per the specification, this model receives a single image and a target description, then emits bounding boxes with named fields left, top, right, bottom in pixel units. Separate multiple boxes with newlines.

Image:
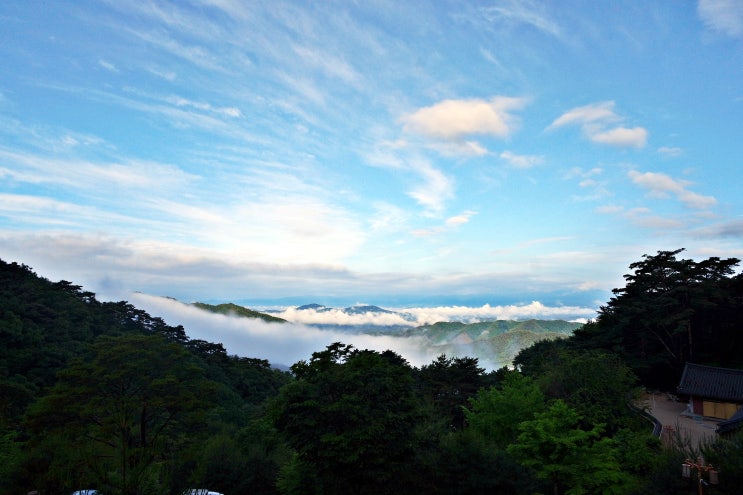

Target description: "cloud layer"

left=131, top=293, right=594, bottom=370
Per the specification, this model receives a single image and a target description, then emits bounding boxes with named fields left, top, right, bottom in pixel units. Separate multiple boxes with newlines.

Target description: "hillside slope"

left=192, top=301, right=286, bottom=323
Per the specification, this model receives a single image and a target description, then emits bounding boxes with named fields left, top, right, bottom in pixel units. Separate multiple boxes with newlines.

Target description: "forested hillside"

left=565, top=249, right=743, bottom=390
left=2, top=252, right=743, bottom=495
left=192, top=301, right=287, bottom=323
left=0, top=260, right=292, bottom=494
left=406, top=319, right=581, bottom=368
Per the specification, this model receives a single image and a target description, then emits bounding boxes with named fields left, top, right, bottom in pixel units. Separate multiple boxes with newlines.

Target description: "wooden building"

left=676, top=363, right=743, bottom=420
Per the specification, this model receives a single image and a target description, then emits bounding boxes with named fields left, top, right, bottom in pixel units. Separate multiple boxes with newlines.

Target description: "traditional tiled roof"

left=677, top=363, right=743, bottom=402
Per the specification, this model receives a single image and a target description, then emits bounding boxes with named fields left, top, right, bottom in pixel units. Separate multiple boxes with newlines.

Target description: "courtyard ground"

left=642, top=392, right=718, bottom=448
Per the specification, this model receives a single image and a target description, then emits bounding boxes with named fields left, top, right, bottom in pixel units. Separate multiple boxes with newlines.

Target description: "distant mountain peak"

left=342, top=304, right=394, bottom=315
left=296, top=303, right=330, bottom=311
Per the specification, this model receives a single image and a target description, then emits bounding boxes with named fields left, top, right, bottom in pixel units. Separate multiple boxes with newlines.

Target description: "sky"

left=1, top=1, right=742, bottom=328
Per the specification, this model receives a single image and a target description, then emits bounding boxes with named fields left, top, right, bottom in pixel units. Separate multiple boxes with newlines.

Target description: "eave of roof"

left=677, top=363, right=743, bottom=402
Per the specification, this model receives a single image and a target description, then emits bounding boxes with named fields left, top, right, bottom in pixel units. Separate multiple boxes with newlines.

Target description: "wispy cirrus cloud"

left=165, top=94, right=242, bottom=118
left=698, top=0, right=743, bottom=38
left=406, top=159, right=454, bottom=215
left=0, top=149, right=196, bottom=195
left=549, top=101, right=647, bottom=148
left=657, top=146, right=683, bottom=157
left=411, top=210, right=477, bottom=237
left=500, top=150, right=544, bottom=168
left=477, top=0, right=562, bottom=38
left=98, top=59, right=118, bottom=72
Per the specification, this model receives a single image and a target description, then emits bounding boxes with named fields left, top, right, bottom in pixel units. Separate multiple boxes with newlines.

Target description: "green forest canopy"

left=2, top=249, right=743, bottom=495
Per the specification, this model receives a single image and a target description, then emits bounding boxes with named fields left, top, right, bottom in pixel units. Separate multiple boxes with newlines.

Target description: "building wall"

left=693, top=397, right=740, bottom=419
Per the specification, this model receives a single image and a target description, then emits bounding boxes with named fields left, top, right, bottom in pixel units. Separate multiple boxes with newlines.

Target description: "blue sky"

left=1, top=0, right=742, bottom=321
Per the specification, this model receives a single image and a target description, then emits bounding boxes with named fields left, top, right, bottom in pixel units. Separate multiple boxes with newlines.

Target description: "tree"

left=507, top=400, right=632, bottom=495
left=430, top=429, right=543, bottom=495
left=537, top=349, right=641, bottom=434
left=702, top=431, right=743, bottom=495
left=572, top=249, right=743, bottom=389
left=269, top=343, right=424, bottom=495
left=464, top=370, right=545, bottom=448
left=24, top=334, right=217, bottom=495
left=512, top=338, right=570, bottom=377
left=416, top=354, right=489, bottom=431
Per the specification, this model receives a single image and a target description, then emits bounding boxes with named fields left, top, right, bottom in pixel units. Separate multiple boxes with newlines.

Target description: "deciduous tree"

left=507, top=400, right=631, bottom=495
left=269, top=343, right=423, bottom=495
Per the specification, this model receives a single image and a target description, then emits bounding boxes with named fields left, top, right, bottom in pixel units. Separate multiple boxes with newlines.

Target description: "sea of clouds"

left=130, top=293, right=597, bottom=370
left=272, top=301, right=595, bottom=327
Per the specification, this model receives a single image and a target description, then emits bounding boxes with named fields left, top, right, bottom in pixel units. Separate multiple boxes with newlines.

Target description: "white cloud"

left=445, top=210, right=477, bottom=227
left=596, top=204, right=624, bottom=215
left=434, top=140, right=489, bottom=157
left=590, top=126, right=647, bottom=148
left=409, top=210, right=475, bottom=238
left=406, top=159, right=454, bottom=215
left=275, top=301, right=596, bottom=327
left=276, top=306, right=415, bottom=327
left=698, top=0, right=743, bottom=38
left=549, top=101, right=619, bottom=128
left=401, top=97, right=527, bottom=140
left=401, top=301, right=595, bottom=325
left=166, top=95, right=242, bottom=118
left=500, top=150, right=544, bottom=168
left=0, top=193, right=140, bottom=229
left=369, top=202, right=409, bottom=233
left=627, top=212, right=685, bottom=230
left=126, top=294, right=596, bottom=369
left=564, top=167, right=603, bottom=180
left=628, top=170, right=717, bottom=209
left=0, top=149, right=196, bottom=194
left=677, top=190, right=718, bottom=210
left=549, top=101, right=648, bottom=148
left=130, top=294, right=433, bottom=367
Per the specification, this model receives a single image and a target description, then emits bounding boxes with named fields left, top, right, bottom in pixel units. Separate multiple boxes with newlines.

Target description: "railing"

left=627, top=401, right=663, bottom=437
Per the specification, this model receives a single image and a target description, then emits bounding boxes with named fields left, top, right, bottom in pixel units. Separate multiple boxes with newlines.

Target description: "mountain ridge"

left=187, top=299, right=582, bottom=368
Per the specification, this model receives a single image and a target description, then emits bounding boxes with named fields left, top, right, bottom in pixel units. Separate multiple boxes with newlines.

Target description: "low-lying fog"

left=131, top=293, right=595, bottom=370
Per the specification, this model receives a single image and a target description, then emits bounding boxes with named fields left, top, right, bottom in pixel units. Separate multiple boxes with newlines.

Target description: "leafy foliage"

left=23, top=334, right=217, bottom=495
left=0, top=259, right=291, bottom=494
left=269, top=343, right=424, bottom=494
left=464, top=370, right=546, bottom=448
left=416, top=354, right=494, bottom=431
left=507, top=400, right=632, bottom=495
left=536, top=349, right=642, bottom=434
left=571, top=249, right=743, bottom=388
left=4, top=251, right=743, bottom=494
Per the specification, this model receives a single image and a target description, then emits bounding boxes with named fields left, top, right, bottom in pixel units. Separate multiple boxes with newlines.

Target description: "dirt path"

left=642, top=392, right=718, bottom=448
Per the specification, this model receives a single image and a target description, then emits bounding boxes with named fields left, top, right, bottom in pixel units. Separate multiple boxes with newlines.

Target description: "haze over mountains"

left=131, top=295, right=583, bottom=370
